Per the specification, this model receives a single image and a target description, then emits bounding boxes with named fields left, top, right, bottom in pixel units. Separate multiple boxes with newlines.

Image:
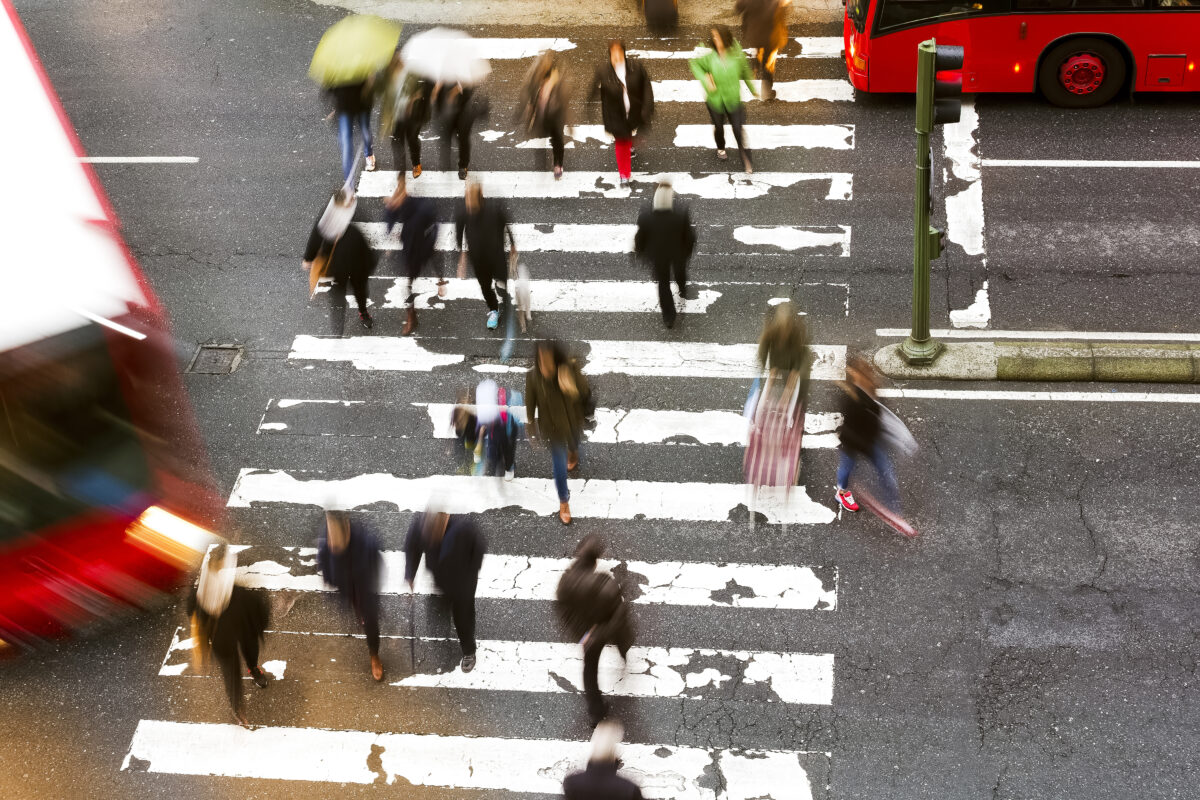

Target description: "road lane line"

left=673, top=124, right=854, bottom=150
left=983, top=159, right=1200, bottom=168
left=876, top=328, right=1200, bottom=342
left=878, top=388, right=1200, bottom=403
left=653, top=78, right=853, bottom=103
left=79, top=156, right=198, bottom=163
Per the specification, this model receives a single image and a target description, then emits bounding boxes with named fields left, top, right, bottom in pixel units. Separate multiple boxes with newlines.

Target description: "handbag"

left=877, top=400, right=918, bottom=457
left=308, top=239, right=338, bottom=299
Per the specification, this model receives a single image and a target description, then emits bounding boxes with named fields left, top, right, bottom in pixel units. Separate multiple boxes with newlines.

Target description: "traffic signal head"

left=934, top=44, right=964, bottom=125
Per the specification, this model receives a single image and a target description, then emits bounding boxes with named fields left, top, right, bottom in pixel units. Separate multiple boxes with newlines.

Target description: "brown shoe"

left=567, top=452, right=579, bottom=471
left=412, top=163, right=422, bottom=178
left=402, top=307, right=417, bottom=335
left=558, top=502, right=572, bottom=525
left=371, top=655, right=384, bottom=682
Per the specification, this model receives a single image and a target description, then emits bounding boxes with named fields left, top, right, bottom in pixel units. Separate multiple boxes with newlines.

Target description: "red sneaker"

left=836, top=489, right=859, bottom=512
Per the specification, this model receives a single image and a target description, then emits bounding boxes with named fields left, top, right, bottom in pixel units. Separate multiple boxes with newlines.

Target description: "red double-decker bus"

left=844, top=0, right=1199, bottom=106
left=0, top=1, right=221, bottom=655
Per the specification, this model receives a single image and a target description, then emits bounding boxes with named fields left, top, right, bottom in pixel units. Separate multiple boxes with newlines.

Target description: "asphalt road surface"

left=3, top=1, right=1199, bottom=798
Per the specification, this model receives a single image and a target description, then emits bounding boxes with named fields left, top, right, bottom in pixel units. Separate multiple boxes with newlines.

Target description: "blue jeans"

left=337, top=112, right=373, bottom=182
left=549, top=443, right=570, bottom=503
left=837, top=444, right=900, bottom=512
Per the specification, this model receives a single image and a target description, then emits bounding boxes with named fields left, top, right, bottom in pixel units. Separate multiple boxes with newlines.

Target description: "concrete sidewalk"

left=876, top=341, right=1200, bottom=383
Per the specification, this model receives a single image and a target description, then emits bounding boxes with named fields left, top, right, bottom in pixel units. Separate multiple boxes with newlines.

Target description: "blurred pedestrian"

left=634, top=180, right=696, bottom=329
left=834, top=354, right=900, bottom=515
left=556, top=535, right=634, bottom=725
left=326, top=78, right=377, bottom=181
left=303, top=189, right=378, bottom=334
left=318, top=510, right=386, bottom=681
left=385, top=174, right=444, bottom=335
left=689, top=25, right=756, bottom=173
left=380, top=56, right=433, bottom=178
left=519, top=51, right=570, bottom=179
left=451, top=387, right=482, bottom=471
left=477, top=380, right=524, bottom=480
left=404, top=509, right=487, bottom=673
left=188, top=545, right=271, bottom=728
left=757, top=301, right=811, bottom=376
left=735, top=0, right=791, bottom=100
left=589, top=41, right=654, bottom=185
left=455, top=181, right=517, bottom=330
left=433, top=81, right=489, bottom=180
left=564, top=720, right=644, bottom=799
left=526, top=341, right=591, bottom=525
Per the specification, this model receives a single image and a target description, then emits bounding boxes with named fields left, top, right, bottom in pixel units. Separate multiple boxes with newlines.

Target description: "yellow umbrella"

left=308, top=15, right=402, bottom=87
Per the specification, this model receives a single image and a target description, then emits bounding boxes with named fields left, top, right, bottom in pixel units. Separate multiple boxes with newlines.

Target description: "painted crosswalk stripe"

left=288, top=335, right=847, bottom=380
left=673, top=124, right=854, bottom=150
left=625, top=37, right=842, bottom=59
left=357, top=169, right=853, bottom=201
left=123, top=719, right=826, bottom=799
left=357, top=221, right=850, bottom=255
left=227, top=470, right=837, bottom=525
left=159, top=628, right=834, bottom=705
left=384, top=278, right=723, bottom=313
left=450, top=37, right=577, bottom=58
left=653, top=78, right=854, bottom=103
left=223, top=548, right=838, bottom=610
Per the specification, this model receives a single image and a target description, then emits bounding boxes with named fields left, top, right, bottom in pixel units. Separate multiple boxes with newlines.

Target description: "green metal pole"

left=901, top=40, right=944, bottom=366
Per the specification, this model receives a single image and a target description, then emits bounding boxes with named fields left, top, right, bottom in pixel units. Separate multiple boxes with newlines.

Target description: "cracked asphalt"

left=3, top=0, right=1199, bottom=798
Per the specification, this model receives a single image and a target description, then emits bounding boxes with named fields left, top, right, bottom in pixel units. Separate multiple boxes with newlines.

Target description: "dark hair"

left=574, top=533, right=605, bottom=565
left=608, top=39, right=626, bottom=58
left=537, top=339, right=568, bottom=367
left=710, top=25, right=734, bottom=52
left=334, top=188, right=352, bottom=205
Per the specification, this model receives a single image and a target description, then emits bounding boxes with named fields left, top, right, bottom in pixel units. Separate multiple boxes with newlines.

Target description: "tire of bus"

left=1037, top=37, right=1128, bottom=109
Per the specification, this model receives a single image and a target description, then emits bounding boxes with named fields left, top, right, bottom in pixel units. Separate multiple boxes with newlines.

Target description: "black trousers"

left=472, top=257, right=504, bottom=312
left=581, top=634, right=631, bottom=722
left=391, top=120, right=422, bottom=170
left=707, top=104, right=747, bottom=153
left=448, top=592, right=477, bottom=656
left=354, top=592, right=381, bottom=657
left=485, top=422, right=517, bottom=475
left=330, top=271, right=369, bottom=334
left=654, top=259, right=688, bottom=325
left=440, top=115, right=473, bottom=170
left=214, top=636, right=262, bottom=713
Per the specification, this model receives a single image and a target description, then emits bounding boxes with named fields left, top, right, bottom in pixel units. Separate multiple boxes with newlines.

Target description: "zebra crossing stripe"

left=357, top=221, right=850, bottom=255
left=652, top=78, right=854, bottom=103
left=122, top=719, right=826, bottom=798
left=455, top=37, right=577, bottom=58
left=226, top=470, right=837, bottom=525
left=626, top=37, right=843, bottom=59
left=356, top=170, right=853, bottom=201
left=159, top=628, right=834, bottom=705
left=287, top=336, right=847, bottom=380
left=222, top=548, right=838, bottom=610
left=673, top=124, right=854, bottom=150
left=384, top=278, right=724, bottom=313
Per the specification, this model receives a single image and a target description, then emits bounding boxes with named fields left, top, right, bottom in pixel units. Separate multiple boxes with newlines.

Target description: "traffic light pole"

left=901, top=40, right=945, bottom=366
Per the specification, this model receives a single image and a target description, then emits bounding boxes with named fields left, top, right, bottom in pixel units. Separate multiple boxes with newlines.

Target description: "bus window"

left=877, top=0, right=1009, bottom=31
left=848, top=0, right=871, bottom=31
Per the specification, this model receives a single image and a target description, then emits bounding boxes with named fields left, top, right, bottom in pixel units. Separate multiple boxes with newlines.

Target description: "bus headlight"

left=126, top=506, right=218, bottom=567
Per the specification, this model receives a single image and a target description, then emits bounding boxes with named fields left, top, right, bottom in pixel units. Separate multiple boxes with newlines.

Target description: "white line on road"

left=357, top=170, right=853, bottom=201
left=159, top=629, right=834, bottom=705
left=732, top=225, right=851, bottom=255
left=673, top=124, right=854, bottom=150
left=384, top=278, right=723, bottom=313
left=875, top=328, right=1200, bottom=342
left=983, top=159, right=1200, bottom=169
left=653, top=78, right=854, bottom=103
left=943, top=97, right=989, bottom=329
left=454, top=37, right=577, bottom=58
left=226, top=548, right=839, bottom=610
left=877, top=388, right=1200, bottom=403
left=79, top=156, right=198, bottom=163
left=122, top=719, right=825, bottom=798
left=226, top=470, right=837, bottom=525
left=625, top=37, right=842, bottom=59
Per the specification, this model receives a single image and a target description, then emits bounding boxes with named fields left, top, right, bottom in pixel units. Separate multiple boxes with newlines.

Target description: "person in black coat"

left=327, top=79, right=376, bottom=180
left=433, top=81, right=488, bottom=180
left=303, top=190, right=378, bottom=334
left=455, top=182, right=517, bottom=330
left=634, top=181, right=696, bottom=328
left=563, top=721, right=644, bottom=800
left=556, top=534, right=634, bottom=725
left=187, top=545, right=270, bottom=727
left=834, top=354, right=899, bottom=514
left=318, top=511, right=386, bottom=680
left=384, top=175, right=444, bottom=335
left=588, top=41, right=654, bottom=184
left=404, top=510, right=487, bottom=672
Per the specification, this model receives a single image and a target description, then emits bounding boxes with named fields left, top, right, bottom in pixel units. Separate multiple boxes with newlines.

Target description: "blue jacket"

left=317, top=521, right=383, bottom=605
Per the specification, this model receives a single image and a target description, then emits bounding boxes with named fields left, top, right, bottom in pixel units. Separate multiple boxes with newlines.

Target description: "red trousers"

left=614, top=137, right=632, bottom=179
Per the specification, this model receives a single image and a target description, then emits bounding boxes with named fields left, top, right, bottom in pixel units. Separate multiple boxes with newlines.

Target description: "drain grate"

left=187, top=344, right=243, bottom=374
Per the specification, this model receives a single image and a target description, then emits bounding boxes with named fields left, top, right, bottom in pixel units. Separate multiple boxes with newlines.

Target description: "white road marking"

left=123, top=719, right=824, bottom=798
left=877, top=388, right=1200, bottom=404
left=226, top=548, right=838, bottom=609
left=983, top=159, right=1200, bottom=169
left=793, top=36, right=844, bottom=58
left=158, top=629, right=834, bottom=705
left=79, top=156, right=199, bottom=163
left=875, top=328, right=1200, bottom=342
left=385, top=278, right=722, bottom=313
left=943, top=97, right=989, bottom=328
left=653, top=78, right=854, bottom=103
left=227, top=470, right=837, bottom=525
left=673, top=124, right=854, bottom=150
left=288, top=335, right=463, bottom=371
left=732, top=225, right=850, bottom=255
left=625, top=37, right=842, bottom=59
left=948, top=280, right=990, bottom=329
left=455, top=37, right=576, bottom=58
left=357, top=170, right=853, bottom=201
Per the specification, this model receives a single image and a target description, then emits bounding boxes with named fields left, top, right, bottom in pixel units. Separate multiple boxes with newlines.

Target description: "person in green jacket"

left=689, top=25, right=756, bottom=173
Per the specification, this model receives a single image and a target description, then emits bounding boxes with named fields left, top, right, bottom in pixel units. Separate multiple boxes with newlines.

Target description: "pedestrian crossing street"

left=124, top=29, right=867, bottom=799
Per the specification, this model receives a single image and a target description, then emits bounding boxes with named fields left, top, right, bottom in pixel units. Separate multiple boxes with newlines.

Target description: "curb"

left=875, top=341, right=1200, bottom=383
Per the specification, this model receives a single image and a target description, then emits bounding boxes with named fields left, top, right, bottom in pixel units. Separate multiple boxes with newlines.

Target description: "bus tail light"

left=126, top=506, right=218, bottom=568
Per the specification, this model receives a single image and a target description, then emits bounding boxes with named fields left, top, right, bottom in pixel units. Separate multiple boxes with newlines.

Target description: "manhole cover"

left=188, top=344, right=243, bottom=374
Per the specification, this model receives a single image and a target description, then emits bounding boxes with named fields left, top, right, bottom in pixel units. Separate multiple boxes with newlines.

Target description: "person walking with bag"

left=834, top=354, right=901, bottom=515
left=379, top=56, right=433, bottom=178
left=589, top=41, right=654, bottom=185
left=385, top=174, right=445, bottom=335
left=526, top=341, right=591, bottom=525
left=564, top=721, right=645, bottom=799
left=689, top=25, right=756, bottom=173
left=735, top=0, right=791, bottom=100
left=187, top=545, right=271, bottom=728
left=404, top=508, right=486, bottom=673
left=634, top=181, right=696, bottom=329
left=318, top=510, right=386, bottom=681
left=433, top=81, right=488, bottom=180
left=455, top=181, right=517, bottom=331
left=326, top=79, right=377, bottom=181
left=556, top=535, right=634, bottom=726
left=303, top=189, right=377, bottom=334
left=520, top=51, right=570, bottom=179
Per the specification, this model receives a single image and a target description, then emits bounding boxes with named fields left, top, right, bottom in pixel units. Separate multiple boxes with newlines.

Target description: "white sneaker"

left=504, top=469, right=514, bottom=482
left=364, top=154, right=376, bottom=171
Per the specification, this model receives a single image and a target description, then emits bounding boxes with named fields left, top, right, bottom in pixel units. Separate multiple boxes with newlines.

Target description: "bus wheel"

left=1038, top=38, right=1126, bottom=108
